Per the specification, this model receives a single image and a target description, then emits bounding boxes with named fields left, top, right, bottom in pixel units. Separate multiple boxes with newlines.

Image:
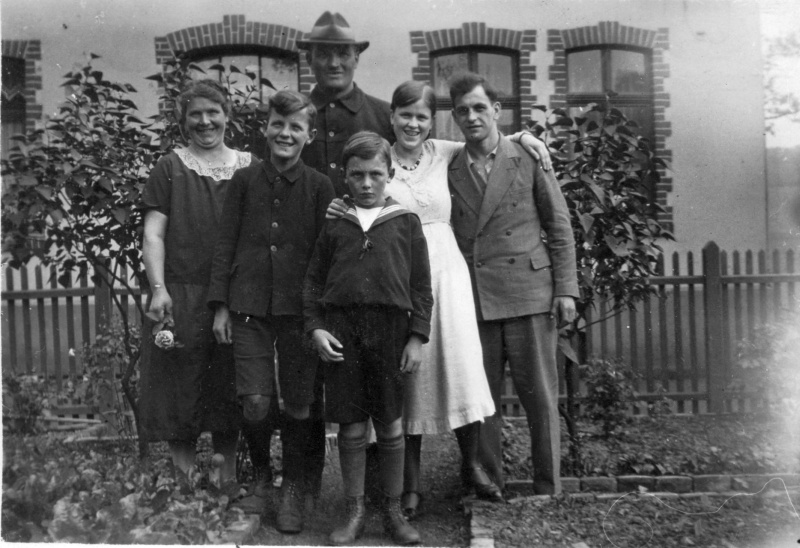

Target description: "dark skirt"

left=138, top=283, right=240, bottom=442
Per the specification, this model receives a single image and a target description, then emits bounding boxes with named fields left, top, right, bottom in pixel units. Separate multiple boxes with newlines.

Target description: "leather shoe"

left=400, top=491, right=422, bottom=520
left=462, top=466, right=504, bottom=502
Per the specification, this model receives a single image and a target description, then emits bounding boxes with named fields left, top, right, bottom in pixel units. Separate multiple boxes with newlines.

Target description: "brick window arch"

left=409, top=23, right=537, bottom=140
left=548, top=21, right=673, bottom=229
left=154, top=15, right=314, bottom=96
left=2, top=40, right=42, bottom=159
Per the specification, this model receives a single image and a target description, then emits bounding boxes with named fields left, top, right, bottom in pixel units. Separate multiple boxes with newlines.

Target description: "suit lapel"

left=477, top=137, right=520, bottom=232
left=448, top=149, right=482, bottom=216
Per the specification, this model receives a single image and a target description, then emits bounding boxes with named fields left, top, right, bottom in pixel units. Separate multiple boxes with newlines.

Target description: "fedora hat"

left=297, top=11, right=369, bottom=52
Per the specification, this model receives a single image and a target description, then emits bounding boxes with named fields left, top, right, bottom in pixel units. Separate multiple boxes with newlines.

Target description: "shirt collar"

left=466, top=141, right=499, bottom=168
left=262, top=157, right=305, bottom=184
left=310, top=82, right=364, bottom=114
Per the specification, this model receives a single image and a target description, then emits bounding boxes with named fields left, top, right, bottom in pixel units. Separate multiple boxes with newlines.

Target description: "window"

left=187, top=46, right=299, bottom=103
left=431, top=49, right=519, bottom=140
left=2, top=56, right=26, bottom=159
left=566, top=46, right=654, bottom=141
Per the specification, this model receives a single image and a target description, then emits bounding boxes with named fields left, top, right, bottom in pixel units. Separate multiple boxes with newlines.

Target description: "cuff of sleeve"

left=553, top=283, right=580, bottom=299
left=305, top=318, right=326, bottom=335
left=205, top=288, right=228, bottom=310
left=409, top=317, right=430, bottom=344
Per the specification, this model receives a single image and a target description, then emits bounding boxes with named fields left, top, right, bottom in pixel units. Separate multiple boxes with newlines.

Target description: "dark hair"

left=448, top=72, right=499, bottom=104
left=342, top=131, right=392, bottom=171
left=267, top=90, right=317, bottom=129
left=390, top=80, right=437, bottom=117
left=175, top=79, right=230, bottom=128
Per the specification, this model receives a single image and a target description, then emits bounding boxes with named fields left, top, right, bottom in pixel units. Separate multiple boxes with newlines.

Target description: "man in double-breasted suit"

left=447, top=72, right=579, bottom=495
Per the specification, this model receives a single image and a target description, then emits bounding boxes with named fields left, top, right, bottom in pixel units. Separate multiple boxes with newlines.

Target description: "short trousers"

left=322, top=306, right=409, bottom=425
left=231, top=312, right=319, bottom=406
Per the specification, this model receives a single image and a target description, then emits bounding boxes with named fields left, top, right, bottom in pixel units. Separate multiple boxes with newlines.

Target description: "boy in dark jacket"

left=303, top=131, right=433, bottom=546
left=207, top=90, right=335, bottom=532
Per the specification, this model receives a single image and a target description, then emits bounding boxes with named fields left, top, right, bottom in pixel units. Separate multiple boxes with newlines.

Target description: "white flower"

left=154, top=330, right=176, bottom=350
left=68, top=348, right=75, bottom=357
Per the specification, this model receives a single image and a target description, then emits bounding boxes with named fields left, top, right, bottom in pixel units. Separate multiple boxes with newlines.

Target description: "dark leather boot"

left=231, top=464, right=272, bottom=514
left=328, top=495, right=366, bottom=545
left=275, top=478, right=304, bottom=534
left=383, top=496, right=420, bottom=545
left=250, top=465, right=273, bottom=498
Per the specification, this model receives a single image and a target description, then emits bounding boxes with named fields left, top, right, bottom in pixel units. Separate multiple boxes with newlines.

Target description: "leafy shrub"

left=1, top=375, right=56, bottom=435
left=77, top=320, right=142, bottom=438
left=730, top=307, right=800, bottom=419
left=530, top=101, right=672, bottom=347
left=1, top=434, right=244, bottom=543
left=634, top=382, right=673, bottom=417
left=579, top=358, right=637, bottom=436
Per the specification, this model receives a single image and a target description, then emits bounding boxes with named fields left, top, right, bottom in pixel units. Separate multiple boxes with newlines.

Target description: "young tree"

left=529, top=99, right=673, bottom=471
left=2, top=57, right=160, bottom=453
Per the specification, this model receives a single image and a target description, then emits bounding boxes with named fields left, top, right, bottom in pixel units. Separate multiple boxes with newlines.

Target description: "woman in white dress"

left=329, top=81, right=550, bottom=517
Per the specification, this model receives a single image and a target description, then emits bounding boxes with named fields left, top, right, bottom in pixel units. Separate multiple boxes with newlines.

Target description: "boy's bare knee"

left=284, top=403, right=310, bottom=420
left=241, top=395, right=271, bottom=421
left=374, top=418, right=403, bottom=439
left=339, top=421, right=368, bottom=440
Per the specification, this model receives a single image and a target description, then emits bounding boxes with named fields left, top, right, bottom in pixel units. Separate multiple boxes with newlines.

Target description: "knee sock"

left=281, top=415, right=313, bottom=485
left=241, top=417, right=272, bottom=472
left=377, top=434, right=405, bottom=499
left=338, top=432, right=367, bottom=498
left=305, top=398, right=327, bottom=497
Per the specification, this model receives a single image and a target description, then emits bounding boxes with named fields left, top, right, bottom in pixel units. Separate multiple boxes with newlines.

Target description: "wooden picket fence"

left=495, top=242, right=797, bottom=416
left=2, top=241, right=799, bottom=418
left=2, top=261, right=143, bottom=390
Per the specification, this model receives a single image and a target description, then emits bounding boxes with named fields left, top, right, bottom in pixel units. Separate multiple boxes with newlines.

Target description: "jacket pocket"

left=530, top=248, right=552, bottom=270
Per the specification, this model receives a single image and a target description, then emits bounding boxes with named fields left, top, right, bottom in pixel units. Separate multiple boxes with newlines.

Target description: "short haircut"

left=448, top=72, right=499, bottom=104
left=176, top=79, right=230, bottom=127
left=342, top=131, right=392, bottom=171
left=390, top=80, right=437, bottom=117
left=267, top=90, right=317, bottom=129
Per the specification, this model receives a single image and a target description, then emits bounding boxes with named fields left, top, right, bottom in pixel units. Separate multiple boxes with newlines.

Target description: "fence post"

left=703, top=241, right=725, bottom=414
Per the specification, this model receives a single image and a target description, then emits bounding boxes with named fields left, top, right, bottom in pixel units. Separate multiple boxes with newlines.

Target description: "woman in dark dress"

left=139, top=79, right=251, bottom=482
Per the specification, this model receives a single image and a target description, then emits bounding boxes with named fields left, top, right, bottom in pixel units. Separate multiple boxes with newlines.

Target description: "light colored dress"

left=390, top=139, right=495, bottom=434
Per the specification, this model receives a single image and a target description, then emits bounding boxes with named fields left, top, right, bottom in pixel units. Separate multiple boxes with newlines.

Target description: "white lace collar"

left=175, top=147, right=251, bottom=181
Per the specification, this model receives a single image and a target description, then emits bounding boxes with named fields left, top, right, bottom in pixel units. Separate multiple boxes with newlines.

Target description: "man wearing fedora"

left=298, top=11, right=393, bottom=196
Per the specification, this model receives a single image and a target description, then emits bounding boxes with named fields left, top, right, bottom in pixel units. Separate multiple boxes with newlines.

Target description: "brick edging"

left=508, top=473, right=799, bottom=495
left=468, top=474, right=800, bottom=548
